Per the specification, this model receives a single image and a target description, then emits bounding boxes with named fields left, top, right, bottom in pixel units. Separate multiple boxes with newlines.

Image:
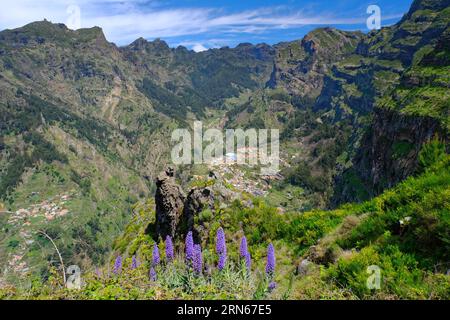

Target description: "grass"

left=1, top=154, right=449, bottom=299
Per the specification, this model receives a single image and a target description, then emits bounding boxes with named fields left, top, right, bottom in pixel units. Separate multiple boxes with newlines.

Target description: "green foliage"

left=2, top=156, right=449, bottom=299
left=377, top=29, right=450, bottom=130
left=418, top=136, right=447, bottom=172
left=8, top=239, right=20, bottom=249
left=267, top=89, right=291, bottom=103
left=139, top=78, right=188, bottom=122
left=198, top=209, right=213, bottom=224
left=1, top=93, right=112, bottom=151
left=0, top=153, right=28, bottom=199
left=2, top=226, right=280, bottom=300
left=326, top=244, right=450, bottom=299
left=310, top=156, right=450, bottom=299
left=285, top=161, right=330, bottom=193
left=190, top=50, right=260, bottom=103
left=336, top=157, right=450, bottom=267
left=1, top=3, right=449, bottom=300
left=337, top=169, right=371, bottom=202
left=392, top=140, right=414, bottom=159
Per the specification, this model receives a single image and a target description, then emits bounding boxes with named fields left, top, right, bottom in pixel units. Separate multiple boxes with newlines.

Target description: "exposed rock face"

left=333, top=108, right=446, bottom=205
left=360, top=109, right=444, bottom=188
left=183, top=187, right=215, bottom=241
left=307, top=244, right=341, bottom=265
left=270, top=28, right=363, bottom=99
left=315, top=1, right=449, bottom=119
left=154, top=167, right=216, bottom=241
left=332, top=28, right=450, bottom=206
left=155, top=167, right=185, bottom=239
left=297, top=259, right=313, bottom=276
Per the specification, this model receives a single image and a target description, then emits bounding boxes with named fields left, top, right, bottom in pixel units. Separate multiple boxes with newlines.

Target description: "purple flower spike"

left=149, top=267, right=157, bottom=281
left=268, top=281, right=277, bottom=292
left=216, top=227, right=226, bottom=255
left=218, top=252, right=227, bottom=271
left=239, top=236, right=251, bottom=270
left=152, top=243, right=160, bottom=266
left=165, top=235, right=174, bottom=262
left=185, top=231, right=194, bottom=263
left=113, top=255, right=122, bottom=274
left=240, top=236, right=248, bottom=258
left=245, top=252, right=251, bottom=270
left=131, top=255, right=138, bottom=269
left=265, top=243, right=276, bottom=276
left=193, top=244, right=203, bottom=274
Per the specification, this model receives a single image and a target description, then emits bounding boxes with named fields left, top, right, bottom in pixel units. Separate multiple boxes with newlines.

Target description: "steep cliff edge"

left=333, top=27, right=449, bottom=204
left=316, top=0, right=450, bottom=117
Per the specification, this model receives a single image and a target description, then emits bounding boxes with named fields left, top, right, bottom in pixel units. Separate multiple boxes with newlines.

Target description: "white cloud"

left=0, top=0, right=405, bottom=45
left=192, top=43, right=208, bottom=52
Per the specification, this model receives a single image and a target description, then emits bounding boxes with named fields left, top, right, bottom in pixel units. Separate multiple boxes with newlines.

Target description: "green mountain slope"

left=316, top=0, right=450, bottom=117
left=0, top=0, right=448, bottom=295
left=1, top=151, right=448, bottom=300
left=334, top=26, right=449, bottom=204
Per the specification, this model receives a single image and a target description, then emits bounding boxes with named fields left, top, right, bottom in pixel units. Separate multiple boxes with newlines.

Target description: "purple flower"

left=185, top=231, right=194, bottom=263
left=216, top=227, right=226, bottom=255
left=240, top=236, right=248, bottom=258
left=165, top=235, right=174, bottom=262
left=240, top=236, right=251, bottom=270
left=113, top=255, right=122, bottom=274
left=218, top=252, right=227, bottom=271
left=245, top=252, right=252, bottom=270
left=152, top=243, right=160, bottom=266
left=265, top=243, right=276, bottom=276
left=268, top=281, right=277, bottom=292
left=193, top=244, right=203, bottom=274
left=131, top=255, right=138, bottom=269
left=149, top=267, right=157, bottom=281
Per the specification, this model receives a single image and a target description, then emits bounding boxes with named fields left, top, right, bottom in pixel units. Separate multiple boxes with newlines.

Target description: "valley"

left=0, top=0, right=448, bottom=300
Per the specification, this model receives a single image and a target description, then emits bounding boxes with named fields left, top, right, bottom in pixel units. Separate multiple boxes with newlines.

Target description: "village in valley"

left=1, top=192, right=75, bottom=274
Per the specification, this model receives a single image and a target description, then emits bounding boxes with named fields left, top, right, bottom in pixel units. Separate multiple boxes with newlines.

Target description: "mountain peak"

left=126, top=37, right=170, bottom=52
left=75, top=26, right=108, bottom=44
left=149, top=38, right=170, bottom=49
left=404, top=0, right=450, bottom=20
left=127, top=37, right=148, bottom=49
left=410, top=0, right=450, bottom=12
left=0, top=20, right=108, bottom=47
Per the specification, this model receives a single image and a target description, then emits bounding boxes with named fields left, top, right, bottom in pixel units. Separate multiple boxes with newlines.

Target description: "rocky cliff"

left=333, top=26, right=450, bottom=204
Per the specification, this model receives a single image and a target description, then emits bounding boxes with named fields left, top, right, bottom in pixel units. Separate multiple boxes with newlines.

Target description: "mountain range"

left=0, top=0, right=448, bottom=299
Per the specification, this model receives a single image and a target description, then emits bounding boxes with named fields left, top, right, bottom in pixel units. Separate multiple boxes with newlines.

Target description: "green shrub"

left=326, top=244, right=450, bottom=299
left=418, top=136, right=447, bottom=172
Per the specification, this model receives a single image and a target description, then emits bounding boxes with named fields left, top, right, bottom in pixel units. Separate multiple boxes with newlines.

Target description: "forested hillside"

left=0, top=0, right=448, bottom=299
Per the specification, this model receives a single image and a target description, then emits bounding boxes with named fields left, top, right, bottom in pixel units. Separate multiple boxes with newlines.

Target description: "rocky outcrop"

left=315, top=0, right=449, bottom=119
left=361, top=108, right=444, bottom=188
left=154, top=167, right=216, bottom=241
left=332, top=28, right=450, bottom=206
left=183, top=187, right=215, bottom=241
left=271, top=28, right=363, bottom=99
left=332, top=107, right=447, bottom=205
left=155, top=166, right=185, bottom=239
left=296, top=259, right=313, bottom=276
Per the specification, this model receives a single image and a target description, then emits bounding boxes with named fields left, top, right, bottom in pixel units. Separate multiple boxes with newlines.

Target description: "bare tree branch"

left=37, top=230, right=66, bottom=284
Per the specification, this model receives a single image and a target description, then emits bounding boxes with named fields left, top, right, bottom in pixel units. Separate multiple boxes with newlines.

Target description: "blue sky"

left=0, top=0, right=413, bottom=51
